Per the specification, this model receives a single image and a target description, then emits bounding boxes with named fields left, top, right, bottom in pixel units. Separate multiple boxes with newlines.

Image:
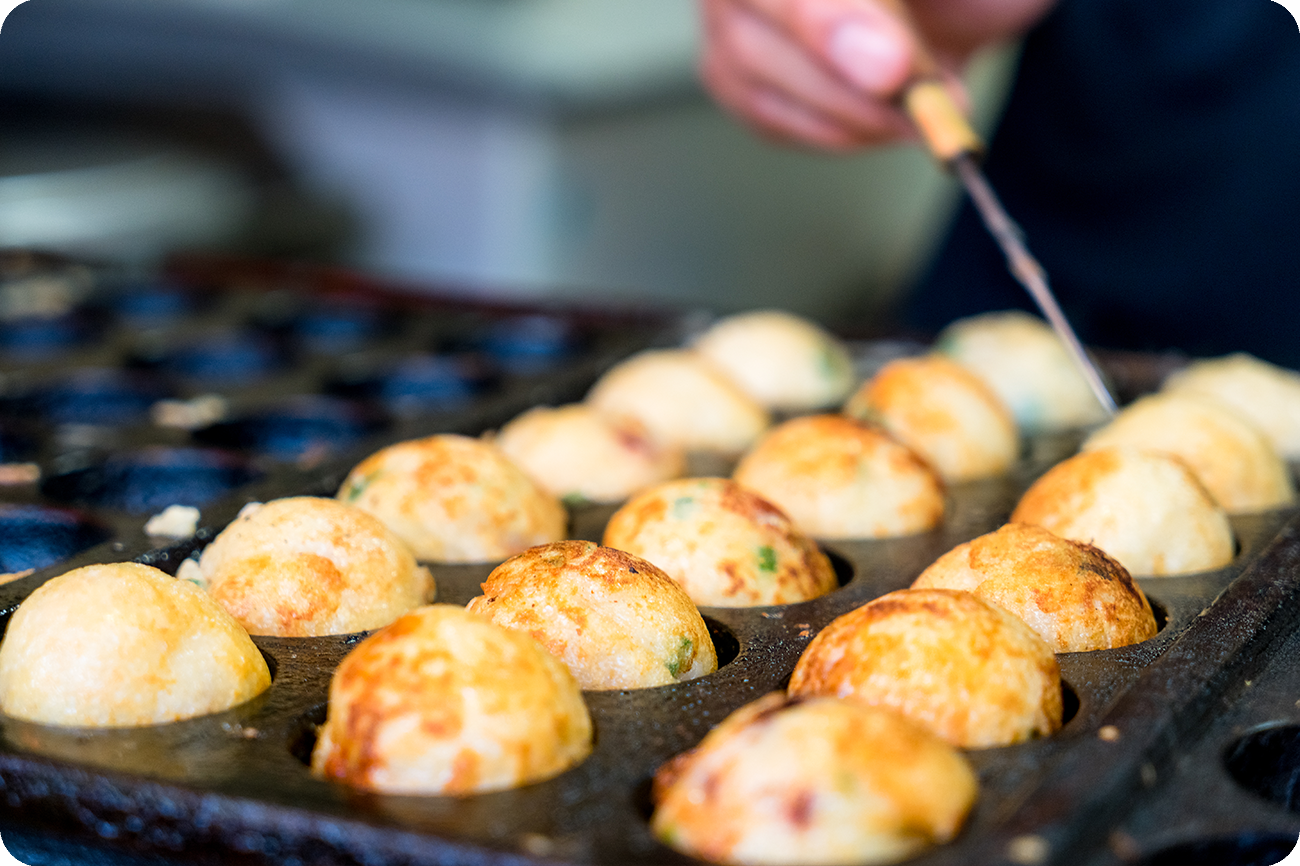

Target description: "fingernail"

left=827, top=20, right=908, bottom=94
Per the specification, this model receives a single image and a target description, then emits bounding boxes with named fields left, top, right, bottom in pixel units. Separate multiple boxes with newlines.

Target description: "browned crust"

left=466, top=541, right=716, bottom=689
left=649, top=692, right=978, bottom=863
left=913, top=523, right=1156, bottom=652
left=1010, top=448, right=1121, bottom=529
left=312, top=606, right=590, bottom=794
left=788, top=588, right=1061, bottom=747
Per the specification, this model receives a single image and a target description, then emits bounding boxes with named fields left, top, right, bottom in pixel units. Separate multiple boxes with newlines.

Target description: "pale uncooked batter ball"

left=912, top=523, right=1157, bottom=652
left=0, top=562, right=270, bottom=727
left=1082, top=392, right=1294, bottom=514
left=179, top=496, right=434, bottom=637
left=312, top=604, right=592, bottom=795
left=651, top=693, right=977, bottom=866
left=844, top=354, right=1020, bottom=482
left=337, top=434, right=566, bottom=564
left=788, top=588, right=1062, bottom=748
left=1011, top=446, right=1235, bottom=576
left=691, top=309, right=856, bottom=412
left=602, top=477, right=837, bottom=607
left=935, top=310, right=1110, bottom=433
left=585, top=348, right=770, bottom=456
left=732, top=414, right=944, bottom=539
left=492, top=403, right=685, bottom=504
left=1162, top=352, right=1300, bottom=460
left=466, top=540, right=716, bottom=690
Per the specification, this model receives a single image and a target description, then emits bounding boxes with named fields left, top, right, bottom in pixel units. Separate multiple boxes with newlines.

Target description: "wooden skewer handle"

left=872, top=0, right=984, bottom=162
left=903, top=81, right=983, bottom=163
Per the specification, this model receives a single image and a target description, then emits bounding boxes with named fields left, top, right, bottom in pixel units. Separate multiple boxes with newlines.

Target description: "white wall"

left=258, top=45, right=1017, bottom=320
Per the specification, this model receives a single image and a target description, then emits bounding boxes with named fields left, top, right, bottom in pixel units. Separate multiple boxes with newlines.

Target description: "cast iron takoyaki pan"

left=0, top=252, right=1296, bottom=866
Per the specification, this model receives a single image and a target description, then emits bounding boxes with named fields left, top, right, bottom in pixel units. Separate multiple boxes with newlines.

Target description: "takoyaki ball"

left=337, top=434, right=566, bottom=564
left=1082, top=392, right=1294, bottom=514
left=934, top=310, right=1110, bottom=433
left=601, top=477, right=837, bottom=607
left=1162, top=352, right=1300, bottom=460
left=1011, top=446, right=1235, bottom=577
left=465, top=540, right=716, bottom=690
left=0, top=562, right=270, bottom=727
left=912, top=523, right=1157, bottom=652
left=178, top=496, right=433, bottom=637
left=312, top=604, right=592, bottom=795
left=732, top=415, right=944, bottom=540
left=651, top=692, right=977, bottom=866
left=691, top=309, right=856, bottom=412
left=492, top=403, right=685, bottom=505
left=788, top=588, right=1062, bottom=748
left=843, top=354, right=1019, bottom=482
left=585, top=349, right=770, bottom=456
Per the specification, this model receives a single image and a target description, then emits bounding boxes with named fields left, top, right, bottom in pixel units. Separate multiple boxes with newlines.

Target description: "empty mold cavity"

left=705, top=617, right=741, bottom=671
left=289, top=703, right=329, bottom=767
left=1059, top=680, right=1081, bottom=729
left=0, top=425, right=38, bottom=464
left=464, top=314, right=588, bottom=374
left=254, top=646, right=279, bottom=683
left=1136, top=833, right=1298, bottom=866
left=1224, top=724, right=1300, bottom=811
left=0, top=313, right=97, bottom=358
left=291, top=297, right=396, bottom=350
left=41, top=446, right=263, bottom=514
left=1147, top=594, right=1169, bottom=635
left=102, top=279, right=202, bottom=324
left=193, top=396, right=389, bottom=461
left=825, top=548, right=855, bottom=588
left=9, top=369, right=173, bottom=427
left=134, top=330, right=289, bottom=384
left=327, top=353, right=498, bottom=414
left=0, top=504, right=111, bottom=576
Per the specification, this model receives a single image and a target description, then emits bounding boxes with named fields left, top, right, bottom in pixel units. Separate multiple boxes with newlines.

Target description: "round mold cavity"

left=1135, top=833, right=1298, bottom=866
left=1059, top=679, right=1081, bottom=729
left=136, top=329, right=289, bottom=384
left=705, top=616, right=741, bottom=671
left=0, top=313, right=97, bottom=358
left=1224, top=723, right=1300, bottom=811
left=468, top=314, right=589, bottom=373
left=0, top=424, right=38, bottom=464
left=824, top=547, right=855, bottom=588
left=41, top=446, right=263, bottom=514
left=0, top=503, right=111, bottom=576
left=193, top=396, right=390, bottom=462
left=13, top=368, right=173, bottom=427
left=103, top=279, right=203, bottom=324
left=328, top=353, right=498, bottom=414
left=291, top=296, right=396, bottom=350
left=254, top=645, right=279, bottom=683
left=289, top=702, right=329, bottom=768
left=1146, top=594, right=1169, bottom=636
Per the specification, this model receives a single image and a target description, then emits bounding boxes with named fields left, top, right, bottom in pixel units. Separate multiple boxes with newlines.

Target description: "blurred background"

left=0, top=0, right=1018, bottom=323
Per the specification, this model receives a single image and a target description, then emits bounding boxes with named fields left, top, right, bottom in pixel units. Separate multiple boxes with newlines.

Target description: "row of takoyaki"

left=2, top=307, right=1298, bottom=866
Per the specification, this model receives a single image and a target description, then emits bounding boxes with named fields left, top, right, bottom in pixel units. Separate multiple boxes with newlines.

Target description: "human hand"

left=698, top=0, right=1056, bottom=151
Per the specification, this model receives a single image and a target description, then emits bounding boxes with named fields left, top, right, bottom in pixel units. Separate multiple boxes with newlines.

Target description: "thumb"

left=775, top=0, right=918, bottom=96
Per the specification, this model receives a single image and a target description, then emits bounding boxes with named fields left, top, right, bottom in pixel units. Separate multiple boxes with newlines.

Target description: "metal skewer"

left=883, top=11, right=1120, bottom=417
left=949, top=152, right=1118, bottom=416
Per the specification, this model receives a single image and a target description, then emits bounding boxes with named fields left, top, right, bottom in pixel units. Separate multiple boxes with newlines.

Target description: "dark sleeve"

left=900, top=0, right=1300, bottom=367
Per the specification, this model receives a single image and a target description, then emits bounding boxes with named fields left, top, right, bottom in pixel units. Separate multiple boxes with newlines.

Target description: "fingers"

left=760, top=0, right=916, bottom=94
left=700, top=0, right=918, bottom=149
